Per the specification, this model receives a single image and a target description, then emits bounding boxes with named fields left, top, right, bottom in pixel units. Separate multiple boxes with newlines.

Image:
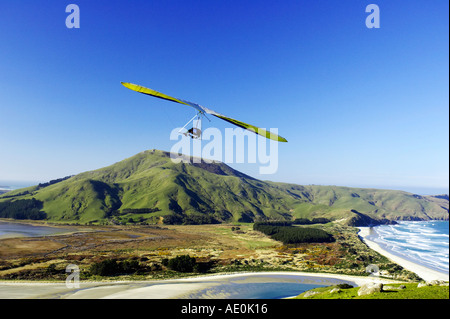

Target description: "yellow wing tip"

left=121, top=82, right=134, bottom=88
left=121, top=82, right=132, bottom=89
left=272, top=135, right=288, bottom=142
left=121, top=82, right=143, bottom=93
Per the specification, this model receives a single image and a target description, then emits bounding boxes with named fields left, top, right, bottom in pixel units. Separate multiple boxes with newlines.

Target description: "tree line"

left=121, top=208, right=161, bottom=215
left=162, top=255, right=213, bottom=273
left=0, top=198, right=46, bottom=220
left=89, top=255, right=213, bottom=276
left=292, top=217, right=331, bottom=225
left=253, top=221, right=334, bottom=244
left=37, top=175, right=73, bottom=189
left=163, top=213, right=220, bottom=225
left=89, top=259, right=141, bottom=276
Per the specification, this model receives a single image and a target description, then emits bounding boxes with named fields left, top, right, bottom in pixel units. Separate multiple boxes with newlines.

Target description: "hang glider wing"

left=121, top=82, right=287, bottom=142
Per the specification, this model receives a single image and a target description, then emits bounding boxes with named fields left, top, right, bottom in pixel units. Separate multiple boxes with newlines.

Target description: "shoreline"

left=0, top=271, right=403, bottom=299
left=358, top=227, right=449, bottom=282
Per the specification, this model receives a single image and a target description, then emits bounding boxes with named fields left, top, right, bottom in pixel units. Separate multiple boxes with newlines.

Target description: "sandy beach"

left=358, top=227, right=449, bottom=282
left=0, top=271, right=402, bottom=299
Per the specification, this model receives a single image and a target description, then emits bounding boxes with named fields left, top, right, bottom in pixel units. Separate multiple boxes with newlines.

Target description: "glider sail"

left=121, top=82, right=287, bottom=142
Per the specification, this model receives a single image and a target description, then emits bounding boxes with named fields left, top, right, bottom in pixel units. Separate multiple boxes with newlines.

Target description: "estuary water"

left=367, top=221, right=449, bottom=275
left=183, top=278, right=324, bottom=299
left=0, top=221, right=70, bottom=238
left=179, top=273, right=359, bottom=299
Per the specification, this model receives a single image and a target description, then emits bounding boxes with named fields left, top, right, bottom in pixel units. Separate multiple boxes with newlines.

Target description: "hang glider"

left=121, top=82, right=287, bottom=142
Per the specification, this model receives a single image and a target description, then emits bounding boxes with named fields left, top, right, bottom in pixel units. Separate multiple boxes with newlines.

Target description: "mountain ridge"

left=0, top=149, right=448, bottom=225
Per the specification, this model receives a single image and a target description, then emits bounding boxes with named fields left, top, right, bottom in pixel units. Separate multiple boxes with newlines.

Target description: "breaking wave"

left=371, top=221, right=449, bottom=274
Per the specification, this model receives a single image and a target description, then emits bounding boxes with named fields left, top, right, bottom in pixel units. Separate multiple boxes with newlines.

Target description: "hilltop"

left=0, top=149, right=448, bottom=225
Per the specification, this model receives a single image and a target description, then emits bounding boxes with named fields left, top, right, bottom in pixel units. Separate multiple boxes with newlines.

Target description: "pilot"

left=186, top=127, right=201, bottom=139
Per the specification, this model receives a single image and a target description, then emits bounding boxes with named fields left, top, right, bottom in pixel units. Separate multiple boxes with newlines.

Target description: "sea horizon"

left=0, top=179, right=448, bottom=196
left=0, top=181, right=40, bottom=191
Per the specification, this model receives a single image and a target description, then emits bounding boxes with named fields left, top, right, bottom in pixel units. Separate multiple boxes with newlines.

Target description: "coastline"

left=1, top=221, right=447, bottom=298
left=358, top=227, right=449, bottom=282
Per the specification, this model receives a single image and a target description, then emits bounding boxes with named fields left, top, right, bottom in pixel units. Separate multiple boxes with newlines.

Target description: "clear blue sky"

left=0, top=0, right=448, bottom=194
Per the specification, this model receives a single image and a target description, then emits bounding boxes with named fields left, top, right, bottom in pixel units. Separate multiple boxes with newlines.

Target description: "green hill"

left=0, top=149, right=448, bottom=225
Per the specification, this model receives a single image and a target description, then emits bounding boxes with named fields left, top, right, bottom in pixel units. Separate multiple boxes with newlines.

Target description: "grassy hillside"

left=274, top=183, right=449, bottom=222
left=295, top=283, right=449, bottom=299
left=0, top=149, right=448, bottom=224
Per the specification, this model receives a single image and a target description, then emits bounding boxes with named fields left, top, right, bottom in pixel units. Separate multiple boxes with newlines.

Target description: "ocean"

left=0, top=181, right=36, bottom=192
left=368, top=221, right=449, bottom=275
